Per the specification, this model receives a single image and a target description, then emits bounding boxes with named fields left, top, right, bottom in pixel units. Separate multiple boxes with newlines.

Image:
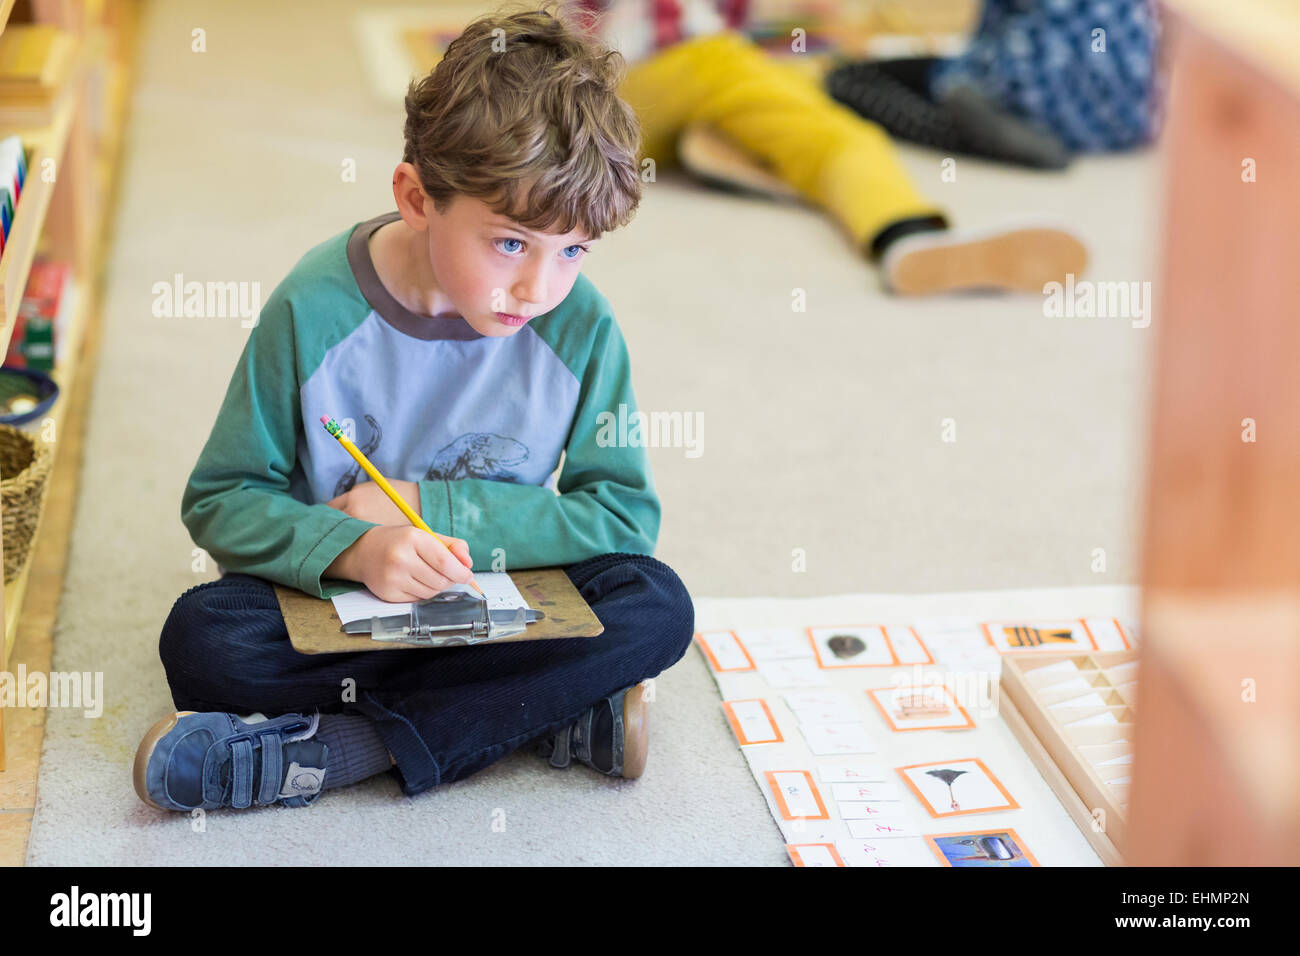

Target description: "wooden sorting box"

left=999, top=651, right=1138, bottom=866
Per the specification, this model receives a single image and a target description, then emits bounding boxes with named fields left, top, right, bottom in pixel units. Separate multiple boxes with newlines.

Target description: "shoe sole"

left=678, top=123, right=804, bottom=203
left=620, top=681, right=651, bottom=779
left=888, top=228, right=1088, bottom=296
left=133, top=711, right=197, bottom=810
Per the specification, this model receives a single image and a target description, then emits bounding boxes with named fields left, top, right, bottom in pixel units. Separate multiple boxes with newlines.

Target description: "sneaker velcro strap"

left=570, top=709, right=594, bottom=765
left=231, top=738, right=255, bottom=809
left=257, top=737, right=283, bottom=805
left=547, top=728, right=571, bottom=769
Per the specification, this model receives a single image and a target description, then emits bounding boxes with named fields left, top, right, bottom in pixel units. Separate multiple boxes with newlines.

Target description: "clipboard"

left=276, top=567, right=604, bottom=655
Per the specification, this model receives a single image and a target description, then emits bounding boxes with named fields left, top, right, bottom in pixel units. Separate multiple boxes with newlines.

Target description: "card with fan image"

left=897, top=758, right=1019, bottom=818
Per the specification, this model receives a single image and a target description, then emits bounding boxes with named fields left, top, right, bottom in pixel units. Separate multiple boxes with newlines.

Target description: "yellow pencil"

left=320, top=415, right=483, bottom=596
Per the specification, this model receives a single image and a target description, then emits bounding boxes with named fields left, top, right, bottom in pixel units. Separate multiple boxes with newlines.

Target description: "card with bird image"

left=896, top=758, right=1019, bottom=818
left=925, top=828, right=1040, bottom=867
left=867, top=684, right=976, bottom=732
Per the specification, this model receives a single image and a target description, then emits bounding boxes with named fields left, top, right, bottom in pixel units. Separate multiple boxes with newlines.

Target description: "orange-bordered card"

left=721, top=698, right=784, bottom=746
left=805, top=625, right=934, bottom=669
left=764, top=770, right=830, bottom=821
left=694, top=629, right=756, bottom=672
left=924, top=827, right=1040, bottom=866
left=867, top=684, right=975, bottom=732
left=896, top=758, right=1019, bottom=818
left=786, top=843, right=847, bottom=867
left=980, top=618, right=1099, bottom=654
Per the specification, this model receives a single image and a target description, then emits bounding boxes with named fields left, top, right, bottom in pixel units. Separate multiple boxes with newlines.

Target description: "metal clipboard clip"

left=340, top=587, right=545, bottom=647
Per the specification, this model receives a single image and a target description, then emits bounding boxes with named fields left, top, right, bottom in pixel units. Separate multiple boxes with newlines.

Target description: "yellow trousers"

left=618, top=32, right=944, bottom=252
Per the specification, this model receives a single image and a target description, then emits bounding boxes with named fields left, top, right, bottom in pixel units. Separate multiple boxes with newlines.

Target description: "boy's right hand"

left=333, top=526, right=475, bottom=603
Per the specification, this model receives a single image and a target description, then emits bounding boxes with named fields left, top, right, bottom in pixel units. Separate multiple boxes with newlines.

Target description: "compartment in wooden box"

left=1056, top=703, right=1133, bottom=730
left=999, top=650, right=1139, bottom=865
left=1061, top=723, right=1133, bottom=747
left=1022, top=656, right=1101, bottom=689
left=1078, top=741, right=1134, bottom=766
left=1094, top=763, right=1134, bottom=783
left=1043, top=685, right=1125, bottom=709
left=1103, top=659, right=1140, bottom=684
left=1036, top=674, right=1112, bottom=705
left=1112, top=680, right=1140, bottom=707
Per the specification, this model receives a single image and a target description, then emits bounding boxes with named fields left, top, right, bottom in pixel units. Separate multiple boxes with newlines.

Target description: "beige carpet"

left=26, top=0, right=1157, bottom=864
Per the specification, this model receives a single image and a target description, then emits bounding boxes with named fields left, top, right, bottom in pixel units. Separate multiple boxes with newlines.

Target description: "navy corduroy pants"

left=157, top=553, right=695, bottom=796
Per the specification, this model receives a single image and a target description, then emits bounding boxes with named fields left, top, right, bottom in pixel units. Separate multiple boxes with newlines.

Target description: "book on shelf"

left=7, top=258, right=75, bottom=373
left=0, top=24, right=79, bottom=126
left=0, top=134, right=29, bottom=255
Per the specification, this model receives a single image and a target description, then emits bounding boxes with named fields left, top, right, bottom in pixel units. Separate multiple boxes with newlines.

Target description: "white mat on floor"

left=694, top=585, right=1140, bottom=867
left=28, top=585, right=1134, bottom=866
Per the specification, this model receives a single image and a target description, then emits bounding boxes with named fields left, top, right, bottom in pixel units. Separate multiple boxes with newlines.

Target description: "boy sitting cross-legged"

left=136, top=6, right=693, bottom=812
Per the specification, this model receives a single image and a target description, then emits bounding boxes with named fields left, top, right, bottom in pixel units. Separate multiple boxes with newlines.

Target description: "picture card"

left=764, top=770, right=830, bottom=821
left=695, top=630, right=756, bottom=672
left=925, top=828, right=1040, bottom=867
left=799, top=721, right=876, bottom=756
left=867, top=684, right=975, bottom=732
left=806, top=625, right=897, bottom=668
left=785, top=843, right=846, bottom=867
left=897, top=758, right=1019, bottom=818
left=720, top=699, right=783, bottom=746
left=981, top=619, right=1098, bottom=654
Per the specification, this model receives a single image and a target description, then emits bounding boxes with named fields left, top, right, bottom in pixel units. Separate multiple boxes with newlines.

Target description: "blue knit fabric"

left=930, top=0, right=1163, bottom=152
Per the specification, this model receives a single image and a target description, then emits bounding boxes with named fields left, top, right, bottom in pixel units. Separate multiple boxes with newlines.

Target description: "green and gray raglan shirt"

left=180, top=211, right=660, bottom=599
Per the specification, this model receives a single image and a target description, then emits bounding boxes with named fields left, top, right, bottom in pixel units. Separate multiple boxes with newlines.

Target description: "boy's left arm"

left=417, top=314, right=660, bottom=570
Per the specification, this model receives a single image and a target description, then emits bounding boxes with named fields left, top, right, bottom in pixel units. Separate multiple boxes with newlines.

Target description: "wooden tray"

left=1000, top=650, right=1139, bottom=865
left=276, top=567, right=603, bottom=654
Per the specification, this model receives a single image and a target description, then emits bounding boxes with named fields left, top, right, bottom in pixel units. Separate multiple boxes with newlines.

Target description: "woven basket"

left=0, top=424, right=53, bottom=584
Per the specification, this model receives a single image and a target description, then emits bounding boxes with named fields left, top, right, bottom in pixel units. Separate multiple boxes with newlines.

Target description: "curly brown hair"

left=402, top=2, right=643, bottom=240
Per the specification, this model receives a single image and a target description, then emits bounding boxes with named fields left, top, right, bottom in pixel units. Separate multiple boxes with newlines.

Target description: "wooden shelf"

left=0, top=1, right=138, bottom=782
left=0, top=73, right=80, bottom=344
left=1, top=36, right=130, bottom=657
left=2, top=276, right=88, bottom=660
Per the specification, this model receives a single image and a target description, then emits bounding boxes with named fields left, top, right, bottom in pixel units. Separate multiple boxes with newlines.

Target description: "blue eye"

left=496, top=238, right=524, bottom=255
left=562, top=244, right=590, bottom=260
